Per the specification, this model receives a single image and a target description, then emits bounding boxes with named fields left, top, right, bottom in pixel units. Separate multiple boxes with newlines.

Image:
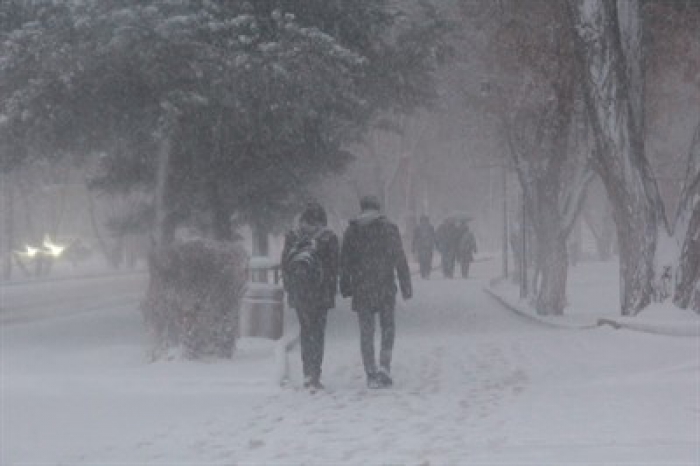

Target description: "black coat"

left=412, top=223, right=435, bottom=259
left=340, top=212, right=412, bottom=312
left=436, top=220, right=460, bottom=256
left=458, top=227, right=477, bottom=261
left=281, top=226, right=339, bottom=310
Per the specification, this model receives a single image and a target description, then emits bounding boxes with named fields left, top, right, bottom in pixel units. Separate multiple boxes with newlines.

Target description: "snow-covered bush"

left=142, top=238, right=248, bottom=360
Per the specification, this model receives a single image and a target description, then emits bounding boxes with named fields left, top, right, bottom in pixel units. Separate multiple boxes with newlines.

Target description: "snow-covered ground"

left=1, top=257, right=698, bottom=465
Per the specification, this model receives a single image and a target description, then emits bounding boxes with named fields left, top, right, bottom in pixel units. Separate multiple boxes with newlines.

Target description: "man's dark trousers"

left=442, top=252, right=456, bottom=278
left=357, top=307, right=395, bottom=375
left=418, top=253, right=433, bottom=279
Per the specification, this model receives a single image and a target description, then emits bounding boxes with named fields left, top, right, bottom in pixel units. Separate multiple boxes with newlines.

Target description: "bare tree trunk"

left=208, top=182, right=233, bottom=241
left=673, top=121, right=700, bottom=311
left=569, top=217, right=582, bottom=267
left=569, top=0, right=667, bottom=315
left=17, top=180, right=37, bottom=246
left=528, top=157, right=589, bottom=315
left=17, top=178, right=44, bottom=276
left=154, top=117, right=174, bottom=248
left=87, top=191, right=119, bottom=268
left=675, top=211, right=700, bottom=311
left=49, top=167, right=70, bottom=239
left=3, top=175, right=14, bottom=280
left=503, top=73, right=590, bottom=315
left=535, top=225, right=568, bottom=315
left=209, top=109, right=233, bottom=242
left=251, top=222, right=270, bottom=260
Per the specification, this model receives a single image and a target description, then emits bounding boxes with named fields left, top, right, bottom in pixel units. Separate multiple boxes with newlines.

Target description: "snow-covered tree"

left=674, top=125, right=700, bottom=310
left=1, top=1, right=448, bottom=248
left=458, top=0, right=593, bottom=315
left=569, top=0, right=700, bottom=314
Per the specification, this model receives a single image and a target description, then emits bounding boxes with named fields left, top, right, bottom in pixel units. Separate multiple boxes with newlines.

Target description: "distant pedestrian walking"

left=435, top=217, right=460, bottom=278
left=456, top=220, right=477, bottom=278
left=281, top=202, right=339, bottom=391
left=412, top=215, right=435, bottom=279
left=340, top=196, right=412, bottom=389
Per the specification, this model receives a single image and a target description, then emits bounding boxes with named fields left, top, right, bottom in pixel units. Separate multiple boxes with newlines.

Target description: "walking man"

left=435, top=217, right=459, bottom=278
left=281, top=202, right=339, bottom=390
left=457, top=220, right=477, bottom=278
left=340, top=196, right=412, bottom=389
left=412, top=214, right=436, bottom=279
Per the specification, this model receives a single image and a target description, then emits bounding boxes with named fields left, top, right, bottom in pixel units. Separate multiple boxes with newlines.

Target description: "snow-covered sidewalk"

left=2, top=259, right=698, bottom=464
left=487, top=261, right=700, bottom=337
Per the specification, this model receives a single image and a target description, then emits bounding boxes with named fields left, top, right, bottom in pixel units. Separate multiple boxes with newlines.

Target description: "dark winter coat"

left=458, top=227, right=477, bottom=261
left=339, top=211, right=412, bottom=312
left=412, top=222, right=435, bottom=259
left=281, top=225, right=339, bottom=310
left=435, top=220, right=460, bottom=256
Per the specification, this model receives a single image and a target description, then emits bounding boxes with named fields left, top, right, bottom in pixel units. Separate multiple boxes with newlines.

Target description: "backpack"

left=285, top=230, right=324, bottom=307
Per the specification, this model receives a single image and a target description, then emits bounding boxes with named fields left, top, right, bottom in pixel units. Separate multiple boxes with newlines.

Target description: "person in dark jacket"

left=456, top=220, right=477, bottom=278
left=281, top=202, right=339, bottom=390
left=340, top=195, right=412, bottom=389
left=435, top=218, right=460, bottom=278
left=412, top=214, right=435, bottom=279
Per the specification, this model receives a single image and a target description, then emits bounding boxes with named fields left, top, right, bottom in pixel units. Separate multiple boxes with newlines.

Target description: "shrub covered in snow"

left=142, top=238, right=248, bottom=360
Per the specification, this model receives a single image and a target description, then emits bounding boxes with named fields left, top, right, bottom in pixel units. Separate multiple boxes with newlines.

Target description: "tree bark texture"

left=535, top=224, right=569, bottom=315
left=674, top=122, right=700, bottom=311
left=252, top=223, right=270, bottom=257
left=504, top=72, right=587, bottom=315
left=506, top=135, right=574, bottom=314
left=154, top=127, right=173, bottom=247
left=208, top=182, right=233, bottom=241
left=87, top=191, right=119, bottom=269
left=3, top=175, right=14, bottom=280
left=569, top=0, right=667, bottom=315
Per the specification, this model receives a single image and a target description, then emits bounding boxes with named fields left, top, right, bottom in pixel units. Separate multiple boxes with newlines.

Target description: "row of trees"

left=2, top=0, right=697, bottom=317
left=1, top=0, right=449, bottom=250
left=452, top=0, right=699, bottom=315
left=571, top=0, right=699, bottom=314
left=0, top=1, right=452, bottom=356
